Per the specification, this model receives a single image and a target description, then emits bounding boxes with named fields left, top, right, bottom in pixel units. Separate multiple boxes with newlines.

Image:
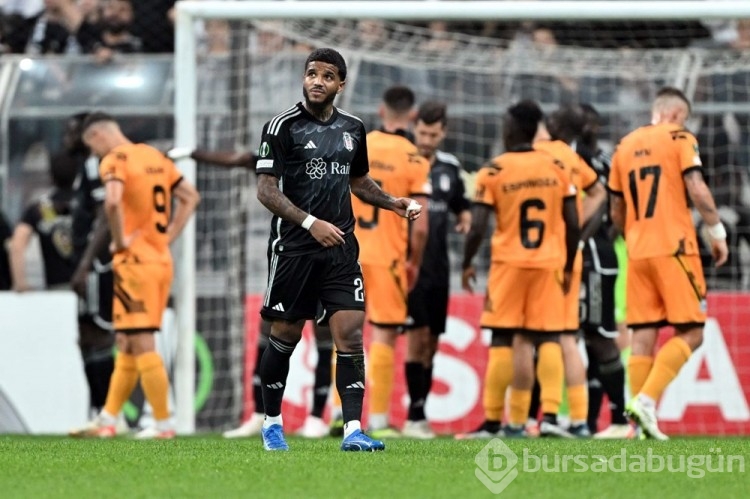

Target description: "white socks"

left=263, top=415, right=283, bottom=429
left=344, top=420, right=361, bottom=438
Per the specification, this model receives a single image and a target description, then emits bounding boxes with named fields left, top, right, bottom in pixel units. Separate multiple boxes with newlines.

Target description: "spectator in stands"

left=91, top=0, right=142, bottom=63
left=4, top=0, right=99, bottom=54
left=8, top=153, right=78, bottom=291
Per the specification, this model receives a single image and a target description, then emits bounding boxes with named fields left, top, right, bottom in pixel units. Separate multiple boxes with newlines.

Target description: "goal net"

left=174, top=1, right=750, bottom=435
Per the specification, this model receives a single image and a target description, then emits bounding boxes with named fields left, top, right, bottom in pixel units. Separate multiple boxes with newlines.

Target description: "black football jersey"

left=419, top=150, right=470, bottom=285
left=256, top=103, right=369, bottom=256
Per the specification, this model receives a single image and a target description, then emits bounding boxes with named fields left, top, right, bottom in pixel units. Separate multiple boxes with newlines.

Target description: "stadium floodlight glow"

left=173, top=0, right=750, bottom=435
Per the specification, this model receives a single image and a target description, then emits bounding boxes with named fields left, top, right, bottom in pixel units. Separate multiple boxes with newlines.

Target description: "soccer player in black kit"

left=255, top=48, right=423, bottom=452
left=403, top=101, right=471, bottom=439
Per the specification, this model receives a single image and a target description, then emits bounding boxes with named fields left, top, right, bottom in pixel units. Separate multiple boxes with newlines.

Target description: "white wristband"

left=301, top=214, right=317, bottom=231
left=707, top=222, right=727, bottom=241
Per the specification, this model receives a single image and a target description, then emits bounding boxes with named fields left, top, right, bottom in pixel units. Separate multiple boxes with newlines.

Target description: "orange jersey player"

left=533, top=108, right=607, bottom=437
left=352, top=86, right=430, bottom=437
left=608, top=87, right=728, bottom=440
left=73, top=111, right=200, bottom=440
left=462, top=100, right=580, bottom=438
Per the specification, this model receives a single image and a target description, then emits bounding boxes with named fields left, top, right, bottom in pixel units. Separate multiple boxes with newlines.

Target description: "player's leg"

left=78, top=320, right=115, bottom=414
left=298, top=319, right=333, bottom=438
left=525, top=268, right=570, bottom=438
left=623, top=257, right=667, bottom=439
left=505, top=332, right=535, bottom=437
left=258, top=250, right=323, bottom=450
left=561, top=268, right=589, bottom=437
left=457, top=264, right=520, bottom=439
left=131, top=262, right=177, bottom=439
left=630, top=255, right=707, bottom=440
left=223, top=317, right=269, bottom=438
left=321, top=238, right=383, bottom=451
left=402, top=280, right=434, bottom=438
left=526, top=364, right=541, bottom=437
left=361, top=261, right=406, bottom=437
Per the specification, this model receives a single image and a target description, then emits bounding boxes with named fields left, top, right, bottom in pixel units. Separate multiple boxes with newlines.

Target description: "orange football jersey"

left=474, top=147, right=576, bottom=268
left=608, top=123, right=701, bottom=259
left=353, top=130, right=431, bottom=265
left=534, top=139, right=599, bottom=219
left=99, top=143, right=183, bottom=263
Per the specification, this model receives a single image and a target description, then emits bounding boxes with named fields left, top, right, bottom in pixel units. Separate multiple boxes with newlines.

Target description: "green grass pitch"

left=0, top=436, right=747, bottom=498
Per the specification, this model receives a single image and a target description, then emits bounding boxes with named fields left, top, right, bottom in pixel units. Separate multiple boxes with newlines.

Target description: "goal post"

left=173, top=1, right=750, bottom=435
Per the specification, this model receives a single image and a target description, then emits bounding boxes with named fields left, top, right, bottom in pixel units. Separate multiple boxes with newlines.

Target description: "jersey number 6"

left=520, top=198, right=545, bottom=249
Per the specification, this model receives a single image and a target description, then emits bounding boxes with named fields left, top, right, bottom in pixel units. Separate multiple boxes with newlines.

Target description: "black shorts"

left=261, top=234, right=366, bottom=322
left=78, top=256, right=113, bottom=332
left=407, top=275, right=449, bottom=336
left=581, top=237, right=618, bottom=339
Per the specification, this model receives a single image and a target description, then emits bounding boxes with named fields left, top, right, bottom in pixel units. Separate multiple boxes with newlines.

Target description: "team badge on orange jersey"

left=343, top=132, right=354, bottom=152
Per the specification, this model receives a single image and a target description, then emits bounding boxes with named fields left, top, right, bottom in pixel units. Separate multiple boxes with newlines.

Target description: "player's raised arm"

left=169, top=148, right=258, bottom=170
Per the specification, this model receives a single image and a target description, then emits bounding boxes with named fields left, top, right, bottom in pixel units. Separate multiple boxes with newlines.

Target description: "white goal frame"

left=172, top=0, right=750, bottom=434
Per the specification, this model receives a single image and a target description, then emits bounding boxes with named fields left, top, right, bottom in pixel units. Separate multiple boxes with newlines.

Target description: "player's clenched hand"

left=309, top=220, right=345, bottom=247
left=462, top=266, right=476, bottom=294
left=392, top=198, right=422, bottom=221
left=711, top=238, right=729, bottom=267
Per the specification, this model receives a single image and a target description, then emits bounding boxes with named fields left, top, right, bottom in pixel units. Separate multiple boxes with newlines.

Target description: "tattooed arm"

left=257, top=174, right=345, bottom=247
left=350, top=175, right=420, bottom=219
left=350, top=175, right=397, bottom=210
left=256, top=174, right=307, bottom=225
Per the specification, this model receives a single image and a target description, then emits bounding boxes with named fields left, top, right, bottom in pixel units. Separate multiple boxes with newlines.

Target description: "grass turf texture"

left=0, top=436, right=746, bottom=498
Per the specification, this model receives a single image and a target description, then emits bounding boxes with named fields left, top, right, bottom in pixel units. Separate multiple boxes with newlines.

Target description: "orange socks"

left=103, top=353, right=139, bottom=417
left=567, top=384, right=588, bottom=423
left=628, top=355, right=654, bottom=397
left=483, top=347, right=513, bottom=421
left=367, top=342, right=395, bottom=415
left=641, top=337, right=692, bottom=401
left=508, top=388, right=532, bottom=426
left=137, top=352, right=170, bottom=421
left=537, top=342, right=564, bottom=415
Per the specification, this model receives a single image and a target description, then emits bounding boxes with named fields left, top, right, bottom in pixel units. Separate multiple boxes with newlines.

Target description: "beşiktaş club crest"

left=343, top=132, right=354, bottom=152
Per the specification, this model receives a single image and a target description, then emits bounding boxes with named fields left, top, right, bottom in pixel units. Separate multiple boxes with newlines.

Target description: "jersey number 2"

left=153, top=185, right=168, bottom=234
left=520, top=198, right=545, bottom=249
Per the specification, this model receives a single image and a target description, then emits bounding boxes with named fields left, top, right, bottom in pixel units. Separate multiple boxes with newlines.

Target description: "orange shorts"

left=361, top=261, right=407, bottom=327
left=480, top=263, right=566, bottom=332
left=563, top=269, right=582, bottom=333
left=626, top=254, right=707, bottom=328
left=113, top=258, right=173, bottom=333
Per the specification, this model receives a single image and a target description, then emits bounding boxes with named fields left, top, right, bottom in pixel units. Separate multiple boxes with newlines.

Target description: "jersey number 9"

left=152, top=185, right=168, bottom=234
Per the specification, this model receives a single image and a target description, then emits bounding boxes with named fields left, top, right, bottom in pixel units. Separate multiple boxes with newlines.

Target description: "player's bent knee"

left=674, top=324, right=704, bottom=351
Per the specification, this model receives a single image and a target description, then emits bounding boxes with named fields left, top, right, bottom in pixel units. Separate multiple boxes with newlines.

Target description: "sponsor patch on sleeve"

left=256, top=159, right=274, bottom=170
